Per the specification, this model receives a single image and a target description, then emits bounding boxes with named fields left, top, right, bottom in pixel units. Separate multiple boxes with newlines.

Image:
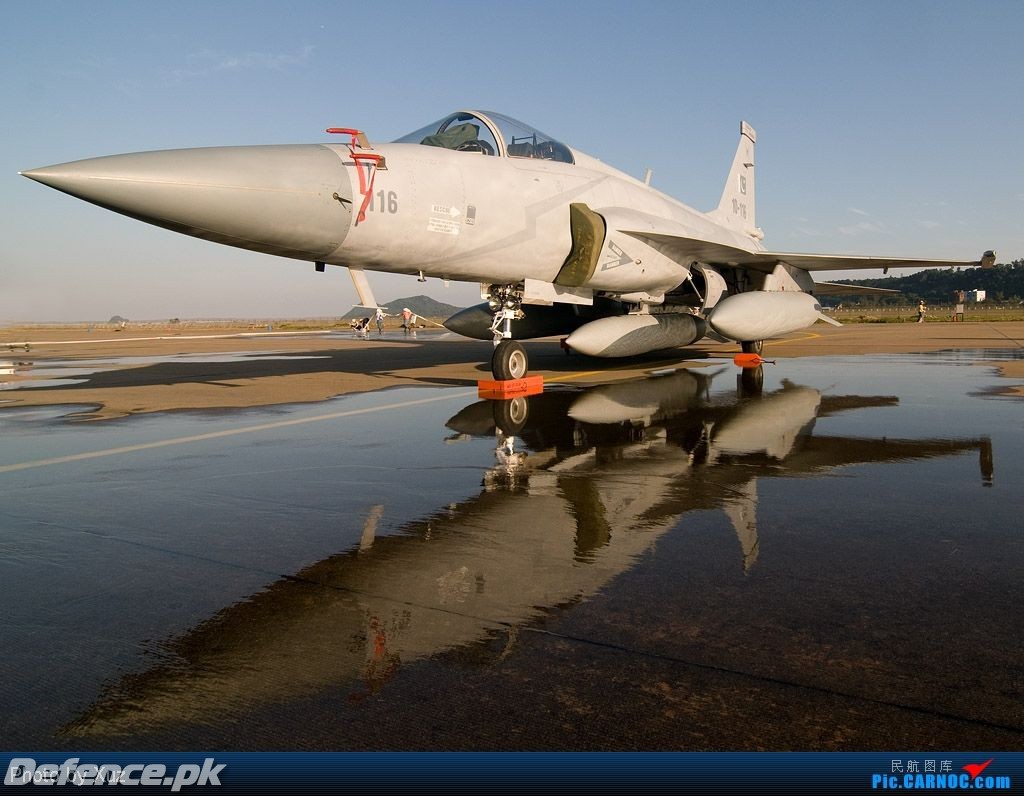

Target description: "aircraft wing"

left=628, top=231, right=766, bottom=268
left=629, top=229, right=994, bottom=274
left=756, top=251, right=995, bottom=272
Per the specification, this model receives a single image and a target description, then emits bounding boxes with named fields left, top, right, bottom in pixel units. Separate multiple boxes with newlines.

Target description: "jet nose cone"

left=21, top=145, right=353, bottom=260
left=19, top=167, right=55, bottom=184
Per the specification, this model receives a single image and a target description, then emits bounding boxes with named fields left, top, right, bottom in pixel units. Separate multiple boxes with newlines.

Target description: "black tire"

left=493, top=396, right=529, bottom=435
left=491, top=340, right=528, bottom=380
left=741, top=340, right=764, bottom=355
left=738, top=365, right=764, bottom=397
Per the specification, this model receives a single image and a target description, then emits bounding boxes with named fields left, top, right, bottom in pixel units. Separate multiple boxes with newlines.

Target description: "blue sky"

left=2, top=0, right=1022, bottom=321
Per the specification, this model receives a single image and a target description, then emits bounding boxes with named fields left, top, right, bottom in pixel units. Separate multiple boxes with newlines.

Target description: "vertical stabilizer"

left=710, top=121, right=760, bottom=239
left=721, top=479, right=759, bottom=573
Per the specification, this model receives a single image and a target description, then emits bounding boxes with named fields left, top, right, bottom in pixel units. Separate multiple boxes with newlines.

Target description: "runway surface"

left=1, top=324, right=1022, bottom=750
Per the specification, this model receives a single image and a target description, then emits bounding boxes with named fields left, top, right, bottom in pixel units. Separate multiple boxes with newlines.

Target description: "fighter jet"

left=21, top=111, right=995, bottom=378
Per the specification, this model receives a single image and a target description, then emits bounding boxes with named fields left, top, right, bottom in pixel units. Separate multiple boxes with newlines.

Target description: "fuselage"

left=328, top=141, right=762, bottom=288
left=21, top=110, right=761, bottom=296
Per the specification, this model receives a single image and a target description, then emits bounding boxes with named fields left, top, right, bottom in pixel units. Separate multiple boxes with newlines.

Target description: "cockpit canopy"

left=394, top=111, right=574, bottom=164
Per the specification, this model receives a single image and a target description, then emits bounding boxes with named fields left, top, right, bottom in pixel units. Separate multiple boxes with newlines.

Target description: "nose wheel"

left=486, top=284, right=527, bottom=380
left=741, top=340, right=764, bottom=355
left=492, top=340, right=528, bottom=380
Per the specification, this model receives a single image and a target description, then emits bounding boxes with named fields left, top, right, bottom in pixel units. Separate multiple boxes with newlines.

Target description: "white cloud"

left=214, top=45, right=316, bottom=71
left=838, top=220, right=889, bottom=236
left=847, top=207, right=870, bottom=217
left=163, top=45, right=315, bottom=85
left=916, top=220, right=941, bottom=229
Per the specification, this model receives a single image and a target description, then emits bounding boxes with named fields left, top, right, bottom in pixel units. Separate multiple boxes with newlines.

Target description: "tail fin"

left=709, top=121, right=761, bottom=240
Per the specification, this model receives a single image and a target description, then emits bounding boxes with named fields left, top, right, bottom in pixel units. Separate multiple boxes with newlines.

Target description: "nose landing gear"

left=487, top=284, right=527, bottom=380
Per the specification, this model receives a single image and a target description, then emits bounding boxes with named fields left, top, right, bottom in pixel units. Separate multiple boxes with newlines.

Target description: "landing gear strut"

left=741, top=340, right=763, bottom=355
left=487, top=284, right=527, bottom=379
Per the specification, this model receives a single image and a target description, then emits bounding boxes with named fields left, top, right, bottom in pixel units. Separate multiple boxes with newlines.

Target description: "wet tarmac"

left=0, top=352, right=334, bottom=391
left=1, top=348, right=1022, bottom=750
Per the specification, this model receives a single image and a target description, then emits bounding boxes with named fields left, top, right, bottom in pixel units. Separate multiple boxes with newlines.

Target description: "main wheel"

left=491, top=340, right=528, bottom=380
left=741, top=340, right=764, bottom=355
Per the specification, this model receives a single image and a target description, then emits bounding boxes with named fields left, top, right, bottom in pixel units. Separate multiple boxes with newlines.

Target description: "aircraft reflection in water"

left=64, top=368, right=993, bottom=737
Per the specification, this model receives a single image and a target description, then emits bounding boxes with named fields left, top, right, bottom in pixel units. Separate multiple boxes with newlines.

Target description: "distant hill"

left=830, top=259, right=1024, bottom=305
left=342, top=294, right=465, bottom=319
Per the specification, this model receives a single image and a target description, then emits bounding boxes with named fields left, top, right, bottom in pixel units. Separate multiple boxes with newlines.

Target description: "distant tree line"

left=829, top=259, right=1024, bottom=306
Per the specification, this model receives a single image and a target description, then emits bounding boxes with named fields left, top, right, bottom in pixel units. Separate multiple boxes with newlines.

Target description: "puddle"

left=1, top=353, right=1021, bottom=750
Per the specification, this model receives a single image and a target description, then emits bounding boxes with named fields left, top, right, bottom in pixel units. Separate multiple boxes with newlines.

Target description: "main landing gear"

left=487, top=284, right=527, bottom=380
left=741, top=340, right=764, bottom=355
